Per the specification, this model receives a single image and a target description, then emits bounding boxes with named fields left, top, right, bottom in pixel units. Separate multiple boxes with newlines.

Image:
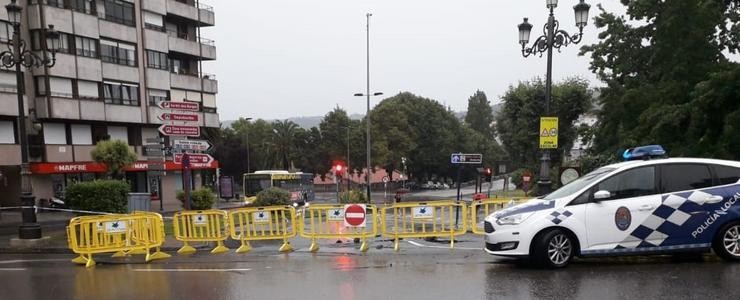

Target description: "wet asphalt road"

left=1, top=239, right=740, bottom=300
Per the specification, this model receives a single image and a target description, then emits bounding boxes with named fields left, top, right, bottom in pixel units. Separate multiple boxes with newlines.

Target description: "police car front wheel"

left=532, top=229, right=574, bottom=268
left=714, top=222, right=740, bottom=261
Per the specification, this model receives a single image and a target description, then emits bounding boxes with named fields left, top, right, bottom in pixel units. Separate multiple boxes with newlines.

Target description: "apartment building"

left=0, top=0, right=219, bottom=209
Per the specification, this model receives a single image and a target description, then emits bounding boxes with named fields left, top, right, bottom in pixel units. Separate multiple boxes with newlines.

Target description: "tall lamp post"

left=354, top=13, right=383, bottom=203
left=2, top=0, right=59, bottom=239
left=517, top=0, right=590, bottom=196
left=243, top=117, right=253, bottom=173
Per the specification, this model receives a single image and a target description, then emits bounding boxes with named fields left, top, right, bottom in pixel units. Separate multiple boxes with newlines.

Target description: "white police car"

left=484, top=145, right=740, bottom=268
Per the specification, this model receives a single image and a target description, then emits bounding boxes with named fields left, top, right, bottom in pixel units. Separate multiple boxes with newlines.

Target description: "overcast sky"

left=202, top=0, right=627, bottom=121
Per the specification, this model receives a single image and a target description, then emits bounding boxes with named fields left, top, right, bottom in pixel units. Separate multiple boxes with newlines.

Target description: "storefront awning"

left=30, top=160, right=220, bottom=174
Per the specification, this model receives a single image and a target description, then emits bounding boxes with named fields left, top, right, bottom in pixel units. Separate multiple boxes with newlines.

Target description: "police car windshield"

left=542, top=167, right=616, bottom=200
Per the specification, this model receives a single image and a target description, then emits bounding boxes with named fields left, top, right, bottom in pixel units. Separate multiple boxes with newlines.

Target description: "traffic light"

left=333, top=162, right=345, bottom=177
left=484, top=167, right=492, bottom=180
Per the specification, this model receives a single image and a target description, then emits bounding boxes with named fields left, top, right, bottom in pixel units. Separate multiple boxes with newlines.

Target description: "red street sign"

left=174, top=153, right=213, bottom=165
left=159, top=113, right=199, bottom=122
left=158, top=101, right=200, bottom=111
left=158, top=124, right=200, bottom=137
left=343, top=204, right=366, bottom=227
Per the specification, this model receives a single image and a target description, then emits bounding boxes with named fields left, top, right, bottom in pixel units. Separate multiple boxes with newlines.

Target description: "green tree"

left=91, top=139, right=137, bottom=179
left=464, top=90, right=495, bottom=138
left=580, top=0, right=740, bottom=159
left=272, top=120, right=301, bottom=170
left=496, top=78, right=593, bottom=171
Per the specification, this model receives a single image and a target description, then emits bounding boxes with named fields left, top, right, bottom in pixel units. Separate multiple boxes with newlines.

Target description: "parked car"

left=484, top=145, right=740, bottom=268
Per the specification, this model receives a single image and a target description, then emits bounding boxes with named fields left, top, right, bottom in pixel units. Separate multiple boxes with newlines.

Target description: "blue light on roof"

left=623, top=145, right=667, bottom=161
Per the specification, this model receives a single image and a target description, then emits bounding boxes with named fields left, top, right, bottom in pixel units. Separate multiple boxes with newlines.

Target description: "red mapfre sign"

left=30, top=160, right=220, bottom=174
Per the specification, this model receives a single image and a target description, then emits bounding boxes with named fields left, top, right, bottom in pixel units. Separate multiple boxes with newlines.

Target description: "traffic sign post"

left=343, top=204, right=367, bottom=227
left=172, top=139, right=212, bottom=152
left=451, top=153, right=483, bottom=228
left=158, top=124, right=200, bottom=137
left=450, top=153, right=483, bottom=164
left=539, top=117, right=559, bottom=149
left=159, top=112, right=199, bottom=122
left=158, top=101, right=200, bottom=111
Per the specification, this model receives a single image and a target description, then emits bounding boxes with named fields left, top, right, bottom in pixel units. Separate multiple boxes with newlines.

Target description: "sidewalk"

left=0, top=200, right=247, bottom=253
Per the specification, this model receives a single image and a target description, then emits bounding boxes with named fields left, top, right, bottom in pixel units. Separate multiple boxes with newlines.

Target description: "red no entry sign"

left=343, top=204, right=366, bottom=227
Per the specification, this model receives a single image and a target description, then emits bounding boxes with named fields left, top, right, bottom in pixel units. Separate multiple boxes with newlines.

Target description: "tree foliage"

left=90, top=139, right=137, bottom=179
left=496, top=78, right=593, bottom=172
left=464, top=90, right=495, bottom=138
left=580, top=0, right=740, bottom=159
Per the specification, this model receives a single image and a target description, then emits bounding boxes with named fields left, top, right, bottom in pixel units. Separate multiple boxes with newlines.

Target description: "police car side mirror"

left=594, top=190, right=611, bottom=201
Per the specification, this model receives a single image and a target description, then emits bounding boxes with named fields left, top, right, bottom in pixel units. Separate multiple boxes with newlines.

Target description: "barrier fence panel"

left=172, top=210, right=230, bottom=254
left=469, top=198, right=528, bottom=234
left=299, top=204, right=378, bottom=253
left=228, top=206, right=297, bottom=253
left=382, top=201, right=467, bottom=251
left=67, top=212, right=169, bottom=268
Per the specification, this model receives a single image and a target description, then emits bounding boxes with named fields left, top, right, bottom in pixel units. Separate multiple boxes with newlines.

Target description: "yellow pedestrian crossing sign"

left=539, top=117, right=558, bottom=149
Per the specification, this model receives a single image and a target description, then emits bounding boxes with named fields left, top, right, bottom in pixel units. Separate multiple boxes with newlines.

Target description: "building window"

left=68, top=0, right=96, bottom=14
left=0, top=71, right=16, bottom=93
left=0, top=121, right=14, bottom=144
left=148, top=89, right=168, bottom=106
left=32, top=31, right=72, bottom=54
left=170, top=58, right=195, bottom=75
left=36, top=77, right=74, bottom=98
left=77, top=80, right=100, bottom=100
left=0, top=21, right=11, bottom=43
left=70, top=124, right=93, bottom=145
left=101, top=0, right=135, bottom=26
left=46, top=0, right=66, bottom=9
left=144, top=11, right=165, bottom=32
left=103, top=81, right=139, bottom=106
left=43, top=123, right=68, bottom=144
left=146, top=50, right=168, bottom=70
left=75, top=36, right=98, bottom=58
left=100, top=39, right=136, bottom=66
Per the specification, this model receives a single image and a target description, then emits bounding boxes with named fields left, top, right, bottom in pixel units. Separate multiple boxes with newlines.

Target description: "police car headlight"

left=496, top=212, right=534, bottom=226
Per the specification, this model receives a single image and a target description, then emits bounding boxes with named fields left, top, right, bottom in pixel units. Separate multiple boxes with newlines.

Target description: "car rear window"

left=660, top=164, right=713, bottom=193
left=713, top=165, right=740, bottom=185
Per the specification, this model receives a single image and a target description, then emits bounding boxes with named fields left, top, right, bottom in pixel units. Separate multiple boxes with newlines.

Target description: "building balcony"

left=168, top=33, right=217, bottom=60
left=45, top=145, right=74, bottom=163
left=166, top=0, right=215, bottom=26
left=170, top=72, right=218, bottom=93
left=0, top=145, right=21, bottom=166
left=204, top=112, right=220, bottom=128
left=104, top=103, right=143, bottom=123
left=72, top=145, right=95, bottom=162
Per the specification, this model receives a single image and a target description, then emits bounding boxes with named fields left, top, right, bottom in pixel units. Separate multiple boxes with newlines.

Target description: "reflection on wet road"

left=1, top=250, right=739, bottom=299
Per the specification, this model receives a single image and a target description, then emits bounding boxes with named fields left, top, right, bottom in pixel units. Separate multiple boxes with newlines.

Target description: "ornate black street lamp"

left=517, top=0, right=590, bottom=196
left=2, top=0, right=59, bottom=239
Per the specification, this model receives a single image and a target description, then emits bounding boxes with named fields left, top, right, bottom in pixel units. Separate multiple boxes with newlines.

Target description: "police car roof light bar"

left=623, top=145, right=667, bottom=161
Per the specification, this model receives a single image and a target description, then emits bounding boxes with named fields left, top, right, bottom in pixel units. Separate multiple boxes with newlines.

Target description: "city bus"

left=242, top=170, right=315, bottom=205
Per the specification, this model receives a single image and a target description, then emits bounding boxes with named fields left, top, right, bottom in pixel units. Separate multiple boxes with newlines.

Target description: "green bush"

left=65, top=180, right=130, bottom=213
left=251, top=187, right=291, bottom=207
left=339, top=189, right=367, bottom=204
left=176, top=188, right=217, bottom=210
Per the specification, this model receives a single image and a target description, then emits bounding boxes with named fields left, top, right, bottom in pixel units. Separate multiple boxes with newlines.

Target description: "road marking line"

left=0, top=268, right=27, bottom=271
left=0, top=259, right=68, bottom=264
left=406, top=240, right=481, bottom=251
left=133, top=268, right=252, bottom=272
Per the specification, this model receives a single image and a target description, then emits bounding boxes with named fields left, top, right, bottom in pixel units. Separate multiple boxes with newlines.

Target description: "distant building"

left=565, top=113, right=598, bottom=162
left=0, top=0, right=219, bottom=210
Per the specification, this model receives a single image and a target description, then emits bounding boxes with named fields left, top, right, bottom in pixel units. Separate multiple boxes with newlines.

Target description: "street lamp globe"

left=574, top=0, right=591, bottom=29
left=45, top=25, right=60, bottom=51
left=546, top=0, right=558, bottom=9
left=518, top=18, right=533, bottom=46
left=5, top=0, right=22, bottom=26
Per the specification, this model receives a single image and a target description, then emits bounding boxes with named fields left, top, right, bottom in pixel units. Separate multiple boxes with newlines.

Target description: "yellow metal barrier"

left=469, top=198, right=528, bottom=234
left=382, top=201, right=467, bottom=251
left=172, top=210, right=230, bottom=254
left=299, top=204, right=378, bottom=253
left=228, top=206, right=296, bottom=253
left=67, top=212, right=169, bottom=268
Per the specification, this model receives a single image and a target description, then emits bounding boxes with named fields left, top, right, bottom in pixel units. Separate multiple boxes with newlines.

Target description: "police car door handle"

left=638, top=205, right=654, bottom=211
left=705, top=195, right=724, bottom=204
